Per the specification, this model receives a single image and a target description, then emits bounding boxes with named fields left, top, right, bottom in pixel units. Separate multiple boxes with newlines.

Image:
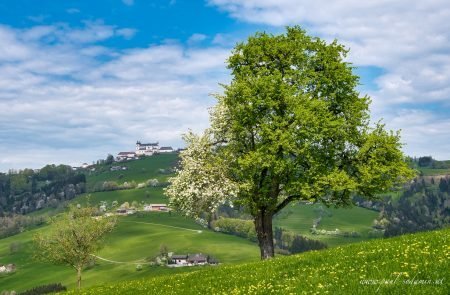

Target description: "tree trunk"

left=77, top=267, right=82, bottom=289
left=254, top=210, right=275, bottom=259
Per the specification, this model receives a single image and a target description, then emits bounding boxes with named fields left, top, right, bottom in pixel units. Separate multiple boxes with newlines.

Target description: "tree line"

left=0, top=164, right=86, bottom=215
left=377, top=177, right=450, bottom=237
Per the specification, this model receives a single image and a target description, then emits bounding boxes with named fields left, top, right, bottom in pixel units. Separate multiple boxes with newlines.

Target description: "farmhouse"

left=116, top=209, right=127, bottom=215
left=169, top=254, right=217, bottom=266
left=0, top=264, right=16, bottom=273
left=171, top=254, right=188, bottom=265
left=116, top=152, right=136, bottom=161
left=144, top=204, right=170, bottom=212
left=187, top=254, right=208, bottom=265
left=110, top=165, right=128, bottom=171
left=126, top=208, right=136, bottom=215
left=159, top=146, right=174, bottom=153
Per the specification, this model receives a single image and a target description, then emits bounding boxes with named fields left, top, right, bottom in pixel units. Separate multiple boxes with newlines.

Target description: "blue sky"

left=0, top=0, right=449, bottom=171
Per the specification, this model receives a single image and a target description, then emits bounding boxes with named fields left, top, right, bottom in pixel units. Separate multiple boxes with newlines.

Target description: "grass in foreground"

left=70, top=228, right=449, bottom=295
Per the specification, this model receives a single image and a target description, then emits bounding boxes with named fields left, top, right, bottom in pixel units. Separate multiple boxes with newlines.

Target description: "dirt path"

left=91, top=221, right=203, bottom=264
left=121, top=220, right=203, bottom=233
left=90, top=254, right=150, bottom=265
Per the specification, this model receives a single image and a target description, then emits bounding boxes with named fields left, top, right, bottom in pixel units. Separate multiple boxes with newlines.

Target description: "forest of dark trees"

left=379, top=176, right=450, bottom=237
left=0, top=164, right=86, bottom=216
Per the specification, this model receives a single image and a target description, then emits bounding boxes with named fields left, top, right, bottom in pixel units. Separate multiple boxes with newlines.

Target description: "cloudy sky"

left=0, top=0, right=449, bottom=171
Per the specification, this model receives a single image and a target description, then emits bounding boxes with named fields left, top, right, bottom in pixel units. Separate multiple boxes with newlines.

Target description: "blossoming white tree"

left=165, top=26, right=414, bottom=259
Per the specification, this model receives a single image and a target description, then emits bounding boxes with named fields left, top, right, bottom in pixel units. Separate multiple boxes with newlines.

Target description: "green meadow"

left=86, top=153, right=178, bottom=190
left=274, top=203, right=379, bottom=247
left=0, top=213, right=259, bottom=292
left=1, top=152, right=431, bottom=293
left=68, top=227, right=450, bottom=295
left=77, top=187, right=168, bottom=206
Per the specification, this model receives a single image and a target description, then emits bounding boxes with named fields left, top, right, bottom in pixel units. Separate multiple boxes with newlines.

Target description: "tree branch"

left=274, top=194, right=300, bottom=214
left=259, top=167, right=269, bottom=190
left=209, top=139, right=228, bottom=147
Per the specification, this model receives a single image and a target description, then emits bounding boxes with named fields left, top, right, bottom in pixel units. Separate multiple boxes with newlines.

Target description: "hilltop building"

left=159, top=146, right=174, bottom=153
left=116, top=141, right=175, bottom=161
left=136, top=141, right=159, bottom=156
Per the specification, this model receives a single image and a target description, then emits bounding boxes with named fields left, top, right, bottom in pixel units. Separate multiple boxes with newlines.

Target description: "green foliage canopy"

left=33, top=204, right=116, bottom=289
left=167, top=26, right=414, bottom=259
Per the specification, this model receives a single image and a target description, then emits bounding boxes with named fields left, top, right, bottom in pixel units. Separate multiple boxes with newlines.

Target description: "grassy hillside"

left=77, top=187, right=168, bottom=206
left=274, top=203, right=379, bottom=247
left=85, top=153, right=178, bottom=191
left=419, top=168, right=450, bottom=176
left=68, top=228, right=450, bottom=295
left=0, top=213, right=259, bottom=292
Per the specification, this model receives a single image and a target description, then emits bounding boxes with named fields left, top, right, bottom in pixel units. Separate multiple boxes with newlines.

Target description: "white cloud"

left=27, top=15, right=48, bottom=23
left=188, top=33, right=207, bottom=45
left=122, top=0, right=134, bottom=6
left=66, top=8, right=80, bottom=14
left=117, top=28, right=137, bottom=39
left=209, top=0, right=450, bottom=159
left=377, top=109, right=450, bottom=159
left=0, top=23, right=230, bottom=171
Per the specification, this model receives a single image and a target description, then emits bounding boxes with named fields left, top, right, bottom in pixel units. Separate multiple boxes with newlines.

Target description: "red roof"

left=118, top=152, right=135, bottom=156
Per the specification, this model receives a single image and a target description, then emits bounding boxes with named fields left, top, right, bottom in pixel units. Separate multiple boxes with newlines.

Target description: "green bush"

left=19, top=283, right=66, bottom=295
left=212, top=217, right=257, bottom=242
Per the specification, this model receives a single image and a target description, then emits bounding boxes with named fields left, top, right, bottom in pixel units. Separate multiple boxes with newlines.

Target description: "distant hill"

left=1, top=153, right=449, bottom=293
left=85, top=153, right=178, bottom=192
left=410, top=156, right=450, bottom=176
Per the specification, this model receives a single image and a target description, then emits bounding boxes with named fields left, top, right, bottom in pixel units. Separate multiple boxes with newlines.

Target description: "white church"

left=116, top=141, right=174, bottom=161
left=135, top=141, right=160, bottom=156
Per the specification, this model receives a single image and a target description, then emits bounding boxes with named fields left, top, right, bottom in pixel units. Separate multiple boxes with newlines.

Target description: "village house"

left=116, top=208, right=127, bottom=215
left=126, top=208, right=136, bottom=215
left=110, top=165, right=128, bottom=171
left=0, top=264, right=16, bottom=273
left=171, top=254, right=188, bottom=265
left=187, top=254, right=208, bottom=265
left=159, top=146, right=174, bottom=153
left=144, top=204, right=170, bottom=212
left=116, top=152, right=136, bottom=161
left=169, top=254, right=217, bottom=266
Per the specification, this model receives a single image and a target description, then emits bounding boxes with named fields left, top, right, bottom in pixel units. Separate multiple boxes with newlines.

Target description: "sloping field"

left=70, top=228, right=449, bottom=295
left=86, top=153, right=178, bottom=190
left=0, top=213, right=259, bottom=292
left=274, top=203, right=379, bottom=247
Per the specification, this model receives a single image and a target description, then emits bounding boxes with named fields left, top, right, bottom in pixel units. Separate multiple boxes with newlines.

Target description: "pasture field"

left=0, top=212, right=259, bottom=292
left=419, top=168, right=450, bottom=176
left=76, top=187, right=168, bottom=206
left=68, top=227, right=450, bottom=295
left=274, top=203, right=379, bottom=247
left=85, top=153, right=178, bottom=190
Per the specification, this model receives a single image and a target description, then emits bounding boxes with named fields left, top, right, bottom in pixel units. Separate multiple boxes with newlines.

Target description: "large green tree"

left=166, top=26, right=414, bottom=259
left=33, top=205, right=117, bottom=289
